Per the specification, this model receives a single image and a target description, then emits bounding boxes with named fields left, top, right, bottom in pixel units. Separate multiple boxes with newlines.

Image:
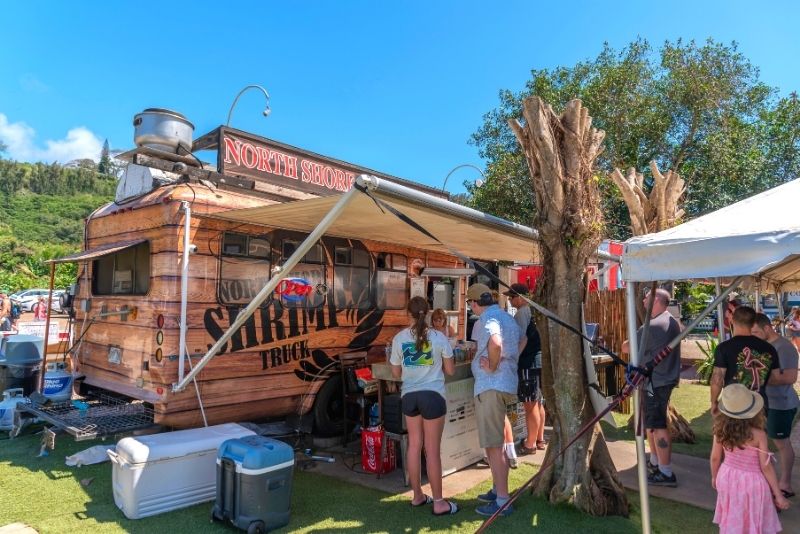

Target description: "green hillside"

left=0, top=158, right=116, bottom=291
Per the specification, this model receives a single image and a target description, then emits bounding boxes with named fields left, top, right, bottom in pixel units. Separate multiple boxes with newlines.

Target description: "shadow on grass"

left=1, top=428, right=712, bottom=533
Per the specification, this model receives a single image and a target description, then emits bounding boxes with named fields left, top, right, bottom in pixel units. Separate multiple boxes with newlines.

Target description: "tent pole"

left=38, top=262, right=57, bottom=393
left=715, top=278, right=725, bottom=344
left=625, top=283, right=651, bottom=534
left=172, top=182, right=363, bottom=393
left=178, top=201, right=191, bottom=382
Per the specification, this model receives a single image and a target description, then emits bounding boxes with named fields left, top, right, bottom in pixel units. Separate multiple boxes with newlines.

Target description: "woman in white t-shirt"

left=390, top=296, right=457, bottom=515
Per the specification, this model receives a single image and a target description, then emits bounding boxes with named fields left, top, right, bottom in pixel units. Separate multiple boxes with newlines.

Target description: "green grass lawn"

left=0, top=429, right=713, bottom=533
left=604, top=381, right=713, bottom=459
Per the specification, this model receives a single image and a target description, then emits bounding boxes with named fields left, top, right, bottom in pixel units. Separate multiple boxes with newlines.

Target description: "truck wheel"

left=312, top=374, right=345, bottom=437
left=247, top=520, right=266, bottom=534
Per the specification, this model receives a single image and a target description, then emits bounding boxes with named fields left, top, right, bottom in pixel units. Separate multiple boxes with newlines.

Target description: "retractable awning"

left=209, top=175, right=539, bottom=263
left=50, top=239, right=147, bottom=264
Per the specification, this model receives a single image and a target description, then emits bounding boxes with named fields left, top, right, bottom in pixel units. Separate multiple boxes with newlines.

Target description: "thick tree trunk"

left=510, top=98, right=628, bottom=516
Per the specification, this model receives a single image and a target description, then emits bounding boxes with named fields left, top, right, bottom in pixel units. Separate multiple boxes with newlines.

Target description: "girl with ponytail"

left=390, top=296, right=458, bottom=515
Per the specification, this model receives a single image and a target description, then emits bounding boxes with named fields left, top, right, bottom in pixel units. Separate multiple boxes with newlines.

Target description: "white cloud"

left=0, top=113, right=103, bottom=163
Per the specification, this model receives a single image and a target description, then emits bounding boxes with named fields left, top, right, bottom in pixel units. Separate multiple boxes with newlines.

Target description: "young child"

left=711, top=384, right=790, bottom=533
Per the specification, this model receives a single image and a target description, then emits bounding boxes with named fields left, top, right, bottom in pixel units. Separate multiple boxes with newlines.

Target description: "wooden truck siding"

left=74, top=183, right=466, bottom=428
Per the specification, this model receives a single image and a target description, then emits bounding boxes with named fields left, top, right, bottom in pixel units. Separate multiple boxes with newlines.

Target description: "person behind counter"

left=431, top=307, right=456, bottom=338
left=390, top=296, right=458, bottom=516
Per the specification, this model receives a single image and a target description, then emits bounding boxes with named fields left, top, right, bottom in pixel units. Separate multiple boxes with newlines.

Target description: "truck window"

left=92, top=241, right=151, bottom=295
left=333, top=246, right=370, bottom=310
left=279, top=239, right=326, bottom=309
left=219, top=232, right=271, bottom=305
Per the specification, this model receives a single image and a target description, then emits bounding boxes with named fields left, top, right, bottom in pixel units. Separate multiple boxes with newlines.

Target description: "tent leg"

left=715, top=278, right=726, bottom=344
left=625, top=283, right=651, bottom=534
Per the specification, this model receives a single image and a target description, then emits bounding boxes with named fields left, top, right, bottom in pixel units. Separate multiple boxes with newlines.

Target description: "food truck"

left=55, top=109, right=538, bottom=433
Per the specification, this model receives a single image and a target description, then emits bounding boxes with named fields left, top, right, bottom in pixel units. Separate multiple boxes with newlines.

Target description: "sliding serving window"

left=92, top=241, right=151, bottom=295
left=218, top=232, right=271, bottom=305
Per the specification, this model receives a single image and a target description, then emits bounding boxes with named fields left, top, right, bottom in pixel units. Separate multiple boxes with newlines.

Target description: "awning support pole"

left=178, top=201, right=191, bottom=382
left=172, top=182, right=363, bottom=393
left=625, top=283, right=651, bottom=534
left=715, top=278, right=726, bottom=344
left=39, top=262, right=57, bottom=393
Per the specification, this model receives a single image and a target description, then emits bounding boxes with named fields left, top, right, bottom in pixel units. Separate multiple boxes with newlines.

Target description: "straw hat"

left=718, top=383, right=764, bottom=419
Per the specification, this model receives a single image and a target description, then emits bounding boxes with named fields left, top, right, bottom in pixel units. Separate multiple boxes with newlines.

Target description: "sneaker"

left=477, top=489, right=497, bottom=503
left=475, top=500, right=514, bottom=517
left=508, top=456, right=518, bottom=469
left=648, top=470, right=677, bottom=487
left=646, top=459, right=659, bottom=476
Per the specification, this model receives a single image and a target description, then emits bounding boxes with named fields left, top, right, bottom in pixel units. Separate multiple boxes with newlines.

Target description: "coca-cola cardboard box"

left=361, top=426, right=396, bottom=474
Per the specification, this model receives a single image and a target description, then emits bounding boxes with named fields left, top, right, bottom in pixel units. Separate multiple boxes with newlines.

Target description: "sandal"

left=411, top=494, right=433, bottom=507
left=432, top=500, right=459, bottom=516
left=536, top=440, right=547, bottom=450
left=517, top=443, right=537, bottom=455
left=781, top=489, right=795, bottom=498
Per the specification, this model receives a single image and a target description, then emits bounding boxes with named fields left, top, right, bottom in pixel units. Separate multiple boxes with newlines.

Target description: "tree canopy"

left=0, top=158, right=117, bottom=291
left=469, top=38, right=800, bottom=238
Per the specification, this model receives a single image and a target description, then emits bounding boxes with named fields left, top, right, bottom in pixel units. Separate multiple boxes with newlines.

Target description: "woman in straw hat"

left=711, top=384, right=789, bottom=533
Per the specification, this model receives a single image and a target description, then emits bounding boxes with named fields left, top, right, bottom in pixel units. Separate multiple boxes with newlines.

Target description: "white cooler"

left=108, top=423, right=256, bottom=519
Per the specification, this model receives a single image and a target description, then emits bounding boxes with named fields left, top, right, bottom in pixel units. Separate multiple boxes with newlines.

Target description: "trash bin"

left=212, top=435, right=294, bottom=533
left=0, top=335, right=44, bottom=395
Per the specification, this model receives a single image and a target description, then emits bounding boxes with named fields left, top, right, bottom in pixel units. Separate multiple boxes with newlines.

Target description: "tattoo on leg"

left=657, top=438, right=668, bottom=449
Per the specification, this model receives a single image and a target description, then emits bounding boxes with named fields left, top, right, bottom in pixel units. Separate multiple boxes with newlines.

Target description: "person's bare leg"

left=523, top=402, right=538, bottom=449
left=485, top=446, right=510, bottom=498
left=653, top=428, right=672, bottom=469
left=647, top=430, right=657, bottom=462
left=422, top=415, right=450, bottom=514
left=537, top=403, right=546, bottom=443
left=503, top=416, right=518, bottom=465
left=774, top=438, right=795, bottom=493
left=503, top=416, right=513, bottom=442
left=405, top=414, right=426, bottom=505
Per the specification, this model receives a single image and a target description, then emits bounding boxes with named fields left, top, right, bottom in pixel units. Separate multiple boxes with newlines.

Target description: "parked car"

left=10, top=289, right=65, bottom=313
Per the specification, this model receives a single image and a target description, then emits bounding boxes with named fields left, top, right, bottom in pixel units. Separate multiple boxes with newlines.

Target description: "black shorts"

left=518, top=367, right=542, bottom=403
left=401, top=390, right=447, bottom=420
left=644, top=384, right=674, bottom=430
left=767, top=408, right=797, bottom=439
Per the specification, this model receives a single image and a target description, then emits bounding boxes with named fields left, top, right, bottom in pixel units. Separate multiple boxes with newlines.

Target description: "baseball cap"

left=466, top=283, right=492, bottom=302
left=502, top=283, right=529, bottom=297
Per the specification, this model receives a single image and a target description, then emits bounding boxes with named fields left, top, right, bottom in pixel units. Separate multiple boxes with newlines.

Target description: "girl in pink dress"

left=711, top=384, right=790, bottom=533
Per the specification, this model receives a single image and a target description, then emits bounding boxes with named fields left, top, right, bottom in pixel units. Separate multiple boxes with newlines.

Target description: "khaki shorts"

left=475, top=390, right=517, bottom=448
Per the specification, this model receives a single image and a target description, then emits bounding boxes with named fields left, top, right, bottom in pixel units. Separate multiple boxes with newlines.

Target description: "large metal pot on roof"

left=133, top=108, right=194, bottom=154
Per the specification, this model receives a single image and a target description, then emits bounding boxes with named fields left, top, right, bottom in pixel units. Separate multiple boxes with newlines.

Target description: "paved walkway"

left=312, top=433, right=800, bottom=532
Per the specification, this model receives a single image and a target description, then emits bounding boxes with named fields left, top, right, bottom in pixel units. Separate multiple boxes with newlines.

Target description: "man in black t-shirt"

left=711, top=306, right=784, bottom=414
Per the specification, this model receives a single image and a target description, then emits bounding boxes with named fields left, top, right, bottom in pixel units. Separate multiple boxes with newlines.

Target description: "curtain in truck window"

left=92, top=241, right=151, bottom=295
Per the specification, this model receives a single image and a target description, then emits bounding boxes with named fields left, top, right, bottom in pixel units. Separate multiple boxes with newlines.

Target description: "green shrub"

left=694, top=335, right=718, bottom=385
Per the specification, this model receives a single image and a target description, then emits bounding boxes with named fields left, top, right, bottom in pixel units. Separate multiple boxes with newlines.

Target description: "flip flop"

left=432, top=500, right=459, bottom=516
left=411, top=495, right=433, bottom=507
left=781, top=489, right=795, bottom=498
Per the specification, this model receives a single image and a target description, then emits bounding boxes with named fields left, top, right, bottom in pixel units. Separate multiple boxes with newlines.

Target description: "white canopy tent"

left=619, top=177, right=800, bottom=534
left=621, top=178, right=800, bottom=289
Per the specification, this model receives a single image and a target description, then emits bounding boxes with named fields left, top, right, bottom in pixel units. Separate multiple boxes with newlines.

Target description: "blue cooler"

left=212, top=435, right=294, bottom=533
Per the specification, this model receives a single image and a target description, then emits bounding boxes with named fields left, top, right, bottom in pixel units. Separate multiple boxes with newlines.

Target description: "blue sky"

left=2, top=1, right=799, bottom=194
